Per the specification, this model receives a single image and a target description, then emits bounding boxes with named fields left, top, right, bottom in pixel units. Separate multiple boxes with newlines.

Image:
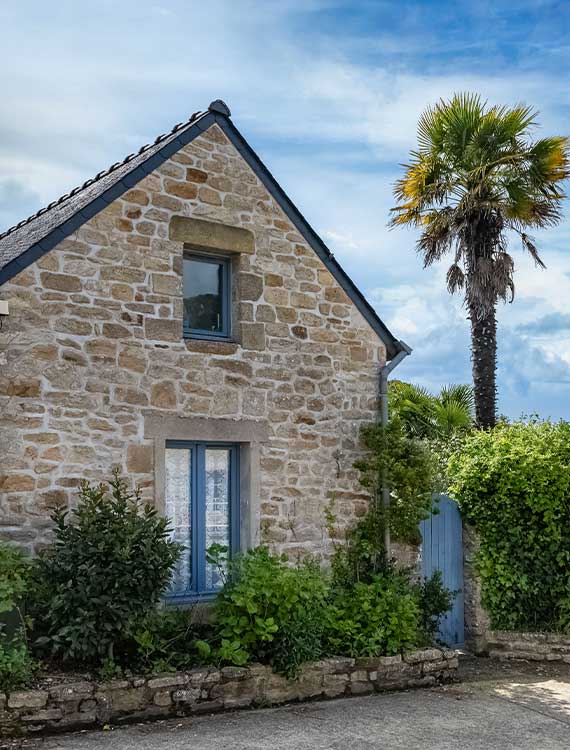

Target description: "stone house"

left=0, top=100, right=409, bottom=600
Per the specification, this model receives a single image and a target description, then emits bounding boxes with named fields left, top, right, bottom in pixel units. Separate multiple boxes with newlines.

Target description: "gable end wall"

left=0, top=124, right=385, bottom=558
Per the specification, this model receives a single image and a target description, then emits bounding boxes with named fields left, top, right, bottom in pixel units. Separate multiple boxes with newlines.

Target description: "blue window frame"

left=183, top=252, right=232, bottom=340
left=164, top=441, right=240, bottom=601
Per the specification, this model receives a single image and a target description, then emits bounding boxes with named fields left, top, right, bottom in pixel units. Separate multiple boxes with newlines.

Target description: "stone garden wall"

left=487, top=631, right=570, bottom=662
left=461, top=530, right=570, bottom=657
left=462, top=525, right=490, bottom=653
left=0, top=649, right=458, bottom=737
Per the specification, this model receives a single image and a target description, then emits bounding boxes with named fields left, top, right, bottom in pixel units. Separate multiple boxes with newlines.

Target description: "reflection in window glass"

left=165, top=448, right=191, bottom=595
left=164, top=443, right=238, bottom=599
left=204, top=449, right=231, bottom=591
left=183, top=257, right=224, bottom=333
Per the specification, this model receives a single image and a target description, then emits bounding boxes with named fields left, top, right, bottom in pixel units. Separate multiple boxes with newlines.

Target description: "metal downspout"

left=379, top=340, right=412, bottom=557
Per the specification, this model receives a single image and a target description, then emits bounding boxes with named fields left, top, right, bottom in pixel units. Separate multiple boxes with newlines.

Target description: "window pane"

left=165, top=448, right=192, bottom=595
left=183, top=257, right=224, bottom=333
left=204, top=448, right=231, bottom=591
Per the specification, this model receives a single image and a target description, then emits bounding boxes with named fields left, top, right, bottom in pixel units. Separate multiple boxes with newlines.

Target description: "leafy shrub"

left=415, top=570, right=456, bottom=644
left=0, top=639, right=35, bottom=691
left=428, top=432, right=469, bottom=495
left=31, top=470, right=182, bottom=665
left=355, top=419, right=435, bottom=545
left=212, top=547, right=327, bottom=678
left=327, top=500, right=454, bottom=651
left=326, top=500, right=389, bottom=589
left=450, top=420, right=570, bottom=631
left=0, top=543, right=34, bottom=690
left=269, top=606, right=324, bottom=679
left=0, top=544, right=30, bottom=614
left=324, top=575, right=419, bottom=657
left=558, top=593, right=570, bottom=635
left=132, top=609, right=212, bottom=674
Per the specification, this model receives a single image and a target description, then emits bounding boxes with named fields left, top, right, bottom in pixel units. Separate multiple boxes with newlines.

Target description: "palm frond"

left=440, top=93, right=485, bottom=154
left=493, top=252, right=516, bottom=302
left=417, top=211, right=455, bottom=266
left=474, top=104, right=537, bottom=158
left=446, top=263, right=465, bottom=294
left=497, top=104, right=538, bottom=137
left=521, top=233, right=546, bottom=268
left=390, top=381, right=474, bottom=437
left=417, top=104, right=445, bottom=153
left=434, top=383, right=474, bottom=434
left=528, top=136, right=570, bottom=184
left=389, top=381, right=437, bottom=438
left=433, top=400, right=473, bottom=434
left=439, top=384, right=475, bottom=411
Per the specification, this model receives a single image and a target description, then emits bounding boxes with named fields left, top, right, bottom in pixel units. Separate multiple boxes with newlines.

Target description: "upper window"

left=165, top=442, right=240, bottom=600
left=183, top=253, right=231, bottom=339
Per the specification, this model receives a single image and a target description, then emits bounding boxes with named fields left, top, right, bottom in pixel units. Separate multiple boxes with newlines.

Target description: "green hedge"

left=449, top=420, right=570, bottom=631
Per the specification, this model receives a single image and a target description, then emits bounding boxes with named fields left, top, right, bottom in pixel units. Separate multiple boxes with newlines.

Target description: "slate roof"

left=0, top=110, right=210, bottom=270
left=0, top=100, right=409, bottom=360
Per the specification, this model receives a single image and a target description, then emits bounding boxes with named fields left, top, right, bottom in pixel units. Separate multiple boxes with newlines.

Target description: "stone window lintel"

left=169, top=216, right=254, bottom=255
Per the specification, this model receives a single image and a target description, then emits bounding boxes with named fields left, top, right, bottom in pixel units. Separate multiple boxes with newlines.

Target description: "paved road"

left=7, top=659, right=570, bottom=749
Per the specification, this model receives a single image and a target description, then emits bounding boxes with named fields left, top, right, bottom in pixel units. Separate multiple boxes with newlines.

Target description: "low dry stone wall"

left=0, top=649, right=458, bottom=737
left=487, top=631, right=570, bottom=662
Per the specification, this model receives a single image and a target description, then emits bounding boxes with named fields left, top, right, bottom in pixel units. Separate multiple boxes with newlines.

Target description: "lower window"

left=164, top=441, right=239, bottom=600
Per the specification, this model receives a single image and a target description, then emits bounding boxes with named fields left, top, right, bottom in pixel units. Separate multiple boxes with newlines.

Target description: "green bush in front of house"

left=209, top=542, right=453, bottom=677
left=29, top=469, right=182, bottom=669
left=324, top=576, right=419, bottom=657
left=130, top=608, right=213, bottom=675
left=324, top=500, right=454, bottom=655
left=1, top=463, right=453, bottom=689
left=210, top=545, right=328, bottom=678
left=449, top=419, right=570, bottom=632
left=0, top=543, right=35, bottom=690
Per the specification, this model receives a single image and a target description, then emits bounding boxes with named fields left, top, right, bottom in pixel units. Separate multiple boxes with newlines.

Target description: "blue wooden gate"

left=420, top=495, right=464, bottom=647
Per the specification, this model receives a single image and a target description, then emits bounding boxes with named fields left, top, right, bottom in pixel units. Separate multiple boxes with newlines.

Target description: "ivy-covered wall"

left=450, top=421, right=570, bottom=634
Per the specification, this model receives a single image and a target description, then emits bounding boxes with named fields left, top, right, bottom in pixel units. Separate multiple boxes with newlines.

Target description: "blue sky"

left=2, top=0, right=570, bottom=418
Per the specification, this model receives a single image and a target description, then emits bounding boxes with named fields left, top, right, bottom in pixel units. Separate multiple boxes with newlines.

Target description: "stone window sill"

left=184, top=337, right=239, bottom=355
left=163, top=592, right=217, bottom=608
left=183, top=332, right=233, bottom=343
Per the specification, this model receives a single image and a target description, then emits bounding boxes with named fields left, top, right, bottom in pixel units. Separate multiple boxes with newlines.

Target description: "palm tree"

left=391, top=94, right=569, bottom=428
left=389, top=380, right=474, bottom=438
left=434, top=383, right=475, bottom=435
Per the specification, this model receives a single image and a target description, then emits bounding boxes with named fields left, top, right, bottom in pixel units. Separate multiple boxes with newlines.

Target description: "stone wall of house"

left=392, top=541, right=420, bottom=572
left=0, top=123, right=388, bottom=559
left=0, top=649, right=458, bottom=736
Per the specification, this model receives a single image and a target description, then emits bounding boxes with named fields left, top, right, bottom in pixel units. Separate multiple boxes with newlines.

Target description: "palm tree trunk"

left=469, top=303, right=497, bottom=428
